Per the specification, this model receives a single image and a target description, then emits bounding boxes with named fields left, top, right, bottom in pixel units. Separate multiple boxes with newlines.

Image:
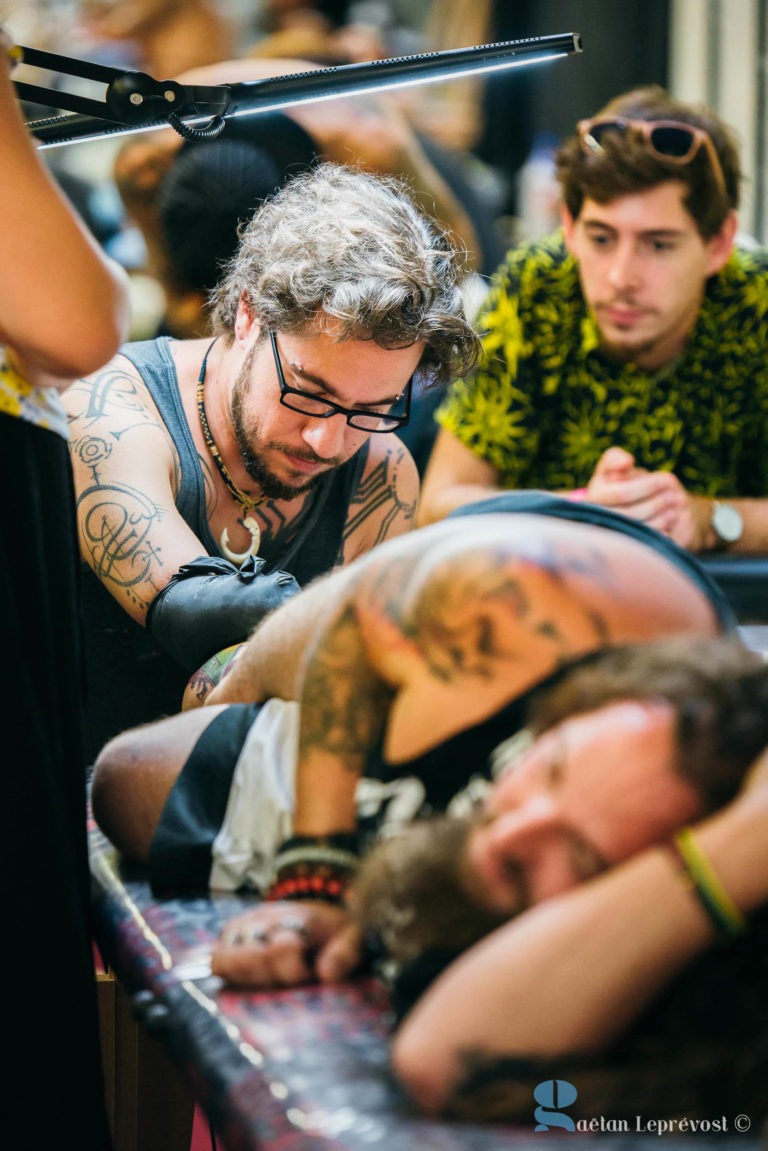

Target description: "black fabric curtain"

left=476, top=0, right=670, bottom=210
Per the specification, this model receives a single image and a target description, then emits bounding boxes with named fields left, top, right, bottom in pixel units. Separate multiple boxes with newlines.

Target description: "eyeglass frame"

left=577, top=116, right=727, bottom=197
left=268, top=330, right=412, bottom=433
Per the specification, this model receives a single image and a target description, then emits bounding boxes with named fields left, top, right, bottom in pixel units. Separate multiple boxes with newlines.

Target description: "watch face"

left=712, top=502, right=743, bottom=543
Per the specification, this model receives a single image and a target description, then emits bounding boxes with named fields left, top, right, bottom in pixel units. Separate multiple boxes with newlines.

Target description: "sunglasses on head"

left=577, top=116, right=727, bottom=195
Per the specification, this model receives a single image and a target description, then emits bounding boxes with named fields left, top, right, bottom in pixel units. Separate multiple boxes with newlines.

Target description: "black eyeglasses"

left=269, top=331, right=411, bottom=433
left=577, top=116, right=727, bottom=196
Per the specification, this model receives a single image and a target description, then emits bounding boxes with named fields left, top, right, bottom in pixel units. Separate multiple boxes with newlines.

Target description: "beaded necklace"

left=197, top=338, right=260, bottom=511
left=197, top=338, right=263, bottom=563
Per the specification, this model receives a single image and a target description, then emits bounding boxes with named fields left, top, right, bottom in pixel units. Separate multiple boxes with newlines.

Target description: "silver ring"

left=277, top=916, right=312, bottom=945
left=228, top=925, right=270, bottom=946
left=278, top=915, right=306, bottom=932
left=244, top=926, right=271, bottom=945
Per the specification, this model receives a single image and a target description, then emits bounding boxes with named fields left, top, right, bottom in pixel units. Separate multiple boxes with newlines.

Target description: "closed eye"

left=544, top=733, right=566, bottom=785
left=564, top=827, right=609, bottom=882
left=545, top=734, right=606, bottom=882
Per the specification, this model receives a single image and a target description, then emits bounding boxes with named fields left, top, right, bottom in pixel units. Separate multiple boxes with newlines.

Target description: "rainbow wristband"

left=669, top=827, right=747, bottom=942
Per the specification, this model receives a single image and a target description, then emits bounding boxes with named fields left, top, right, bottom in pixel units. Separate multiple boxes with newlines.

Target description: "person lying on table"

left=92, top=495, right=742, bottom=979
left=390, top=740, right=768, bottom=1125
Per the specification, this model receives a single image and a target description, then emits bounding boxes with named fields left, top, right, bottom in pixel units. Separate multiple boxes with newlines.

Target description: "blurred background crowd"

left=3, top=0, right=762, bottom=344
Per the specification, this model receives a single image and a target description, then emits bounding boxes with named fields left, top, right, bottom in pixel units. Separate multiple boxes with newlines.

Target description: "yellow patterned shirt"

left=0, top=346, right=69, bottom=439
left=437, top=234, right=768, bottom=496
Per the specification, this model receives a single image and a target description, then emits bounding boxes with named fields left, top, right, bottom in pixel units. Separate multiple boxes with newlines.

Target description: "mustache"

left=597, top=296, right=650, bottom=311
left=273, top=443, right=345, bottom=468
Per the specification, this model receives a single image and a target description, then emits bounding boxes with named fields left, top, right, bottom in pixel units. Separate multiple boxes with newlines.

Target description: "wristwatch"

left=710, top=501, right=743, bottom=548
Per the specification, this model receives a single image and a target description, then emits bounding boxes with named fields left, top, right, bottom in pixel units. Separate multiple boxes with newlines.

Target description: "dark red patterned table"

left=89, top=819, right=765, bottom=1151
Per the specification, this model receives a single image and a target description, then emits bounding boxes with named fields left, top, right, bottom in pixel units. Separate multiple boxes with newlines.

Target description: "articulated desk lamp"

left=11, top=33, right=582, bottom=150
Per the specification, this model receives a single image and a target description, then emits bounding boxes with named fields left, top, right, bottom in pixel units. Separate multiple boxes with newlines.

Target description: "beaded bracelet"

left=266, top=832, right=360, bottom=907
left=276, top=832, right=360, bottom=859
left=668, top=827, right=747, bottom=942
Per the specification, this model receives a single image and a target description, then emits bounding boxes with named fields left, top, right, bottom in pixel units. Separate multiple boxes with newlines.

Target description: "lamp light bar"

left=16, top=32, right=582, bottom=149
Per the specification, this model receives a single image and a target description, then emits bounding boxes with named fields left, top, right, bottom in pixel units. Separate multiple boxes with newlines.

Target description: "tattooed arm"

left=63, top=354, right=208, bottom=624
left=179, top=425, right=418, bottom=705
left=214, top=508, right=719, bottom=794
left=209, top=513, right=722, bottom=988
left=209, top=517, right=624, bottom=987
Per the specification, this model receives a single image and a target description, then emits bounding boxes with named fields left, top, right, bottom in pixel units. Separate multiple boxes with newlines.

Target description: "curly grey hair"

left=208, top=161, right=480, bottom=384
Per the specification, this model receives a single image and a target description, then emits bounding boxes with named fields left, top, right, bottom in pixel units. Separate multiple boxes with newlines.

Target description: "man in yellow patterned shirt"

left=420, top=85, right=768, bottom=556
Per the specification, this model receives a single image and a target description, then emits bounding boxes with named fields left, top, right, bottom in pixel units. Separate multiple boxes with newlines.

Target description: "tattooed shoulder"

left=341, top=439, right=419, bottom=557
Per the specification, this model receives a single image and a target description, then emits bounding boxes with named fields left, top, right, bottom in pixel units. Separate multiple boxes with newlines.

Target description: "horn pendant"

left=220, top=516, right=261, bottom=565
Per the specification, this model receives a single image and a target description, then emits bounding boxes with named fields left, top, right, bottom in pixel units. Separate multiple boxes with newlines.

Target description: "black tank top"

left=81, top=338, right=369, bottom=761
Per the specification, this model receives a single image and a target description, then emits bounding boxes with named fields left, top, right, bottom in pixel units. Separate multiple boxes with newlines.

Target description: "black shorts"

left=149, top=702, right=262, bottom=895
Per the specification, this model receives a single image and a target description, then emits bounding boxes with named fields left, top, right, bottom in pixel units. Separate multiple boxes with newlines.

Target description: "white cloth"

left=208, top=697, right=493, bottom=892
left=210, top=698, right=299, bottom=891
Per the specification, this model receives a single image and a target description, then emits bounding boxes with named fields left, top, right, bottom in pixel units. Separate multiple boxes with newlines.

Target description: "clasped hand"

left=586, top=447, right=702, bottom=549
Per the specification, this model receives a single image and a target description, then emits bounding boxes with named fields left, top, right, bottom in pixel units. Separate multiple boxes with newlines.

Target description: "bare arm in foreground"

left=0, top=37, right=128, bottom=384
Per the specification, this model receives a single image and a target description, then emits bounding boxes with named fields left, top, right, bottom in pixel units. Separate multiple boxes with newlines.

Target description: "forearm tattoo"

left=300, top=602, right=393, bottom=773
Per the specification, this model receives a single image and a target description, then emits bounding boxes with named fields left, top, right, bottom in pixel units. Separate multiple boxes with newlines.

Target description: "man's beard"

left=351, top=813, right=513, bottom=965
left=598, top=328, right=661, bottom=364
left=231, top=348, right=330, bottom=502
left=595, top=302, right=665, bottom=365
